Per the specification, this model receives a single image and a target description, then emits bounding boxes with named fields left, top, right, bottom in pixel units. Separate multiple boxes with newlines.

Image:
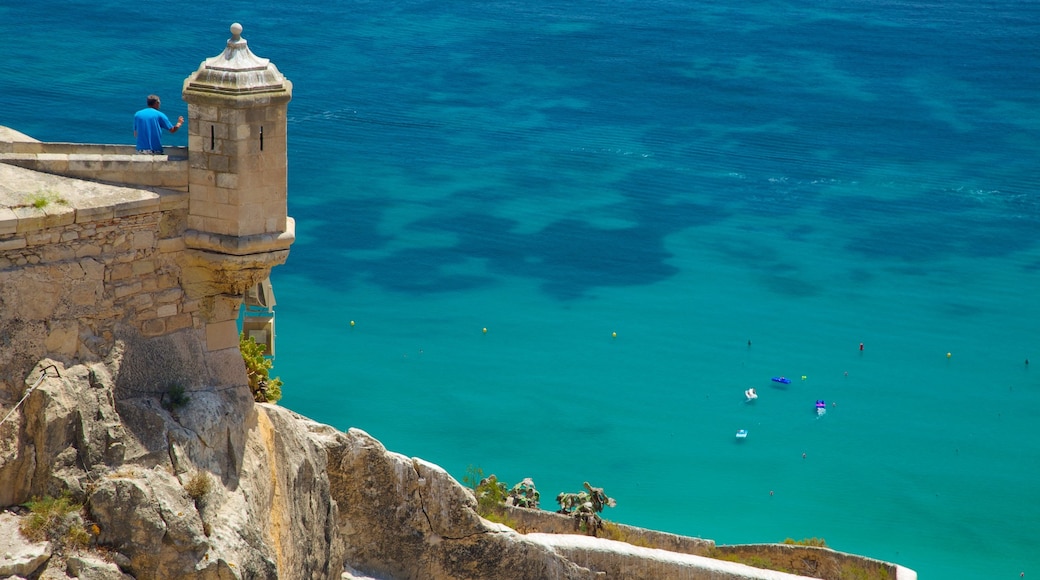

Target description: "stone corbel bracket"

left=178, top=217, right=294, bottom=302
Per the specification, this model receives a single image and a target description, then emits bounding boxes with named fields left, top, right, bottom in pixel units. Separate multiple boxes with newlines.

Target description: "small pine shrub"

left=462, top=465, right=485, bottom=489
left=162, top=384, right=190, bottom=411
left=462, top=466, right=510, bottom=516
left=474, top=475, right=508, bottom=516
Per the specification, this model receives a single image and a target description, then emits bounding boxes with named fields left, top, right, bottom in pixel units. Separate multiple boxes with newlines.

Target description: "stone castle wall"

left=0, top=150, right=277, bottom=398
left=1, top=172, right=191, bottom=393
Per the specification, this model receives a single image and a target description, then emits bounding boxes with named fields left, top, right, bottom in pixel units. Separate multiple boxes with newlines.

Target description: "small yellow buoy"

left=947, top=352, right=952, bottom=359
left=801, top=375, right=807, bottom=381
left=482, top=327, right=488, bottom=334
left=612, top=332, right=617, bottom=339
left=350, top=320, right=355, bottom=327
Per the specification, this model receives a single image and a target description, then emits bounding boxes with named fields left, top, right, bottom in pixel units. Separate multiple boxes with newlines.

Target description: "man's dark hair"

left=147, top=94, right=160, bottom=107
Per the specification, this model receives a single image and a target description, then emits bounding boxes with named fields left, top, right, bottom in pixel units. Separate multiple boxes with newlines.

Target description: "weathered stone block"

left=216, top=176, right=239, bottom=197
left=0, top=513, right=52, bottom=579
left=131, top=259, right=156, bottom=276
left=156, top=273, right=181, bottom=290
left=77, top=204, right=116, bottom=222
left=26, top=231, right=56, bottom=245
left=156, top=288, right=184, bottom=304
left=166, top=313, right=194, bottom=332
left=44, top=322, right=79, bottom=356
left=205, top=319, right=239, bottom=351
left=68, top=281, right=102, bottom=307
left=140, top=274, right=158, bottom=293
left=189, top=103, right=220, bottom=123
left=0, top=207, right=19, bottom=235
left=157, top=237, right=186, bottom=254
left=79, top=257, right=105, bottom=280
left=208, top=154, right=230, bottom=173
left=132, top=230, right=156, bottom=251
left=110, top=263, right=133, bottom=281
left=0, top=236, right=27, bottom=251
left=3, top=275, right=60, bottom=319
left=40, top=244, right=75, bottom=263
left=75, top=243, right=102, bottom=258
left=113, top=197, right=160, bottom=218
left=129, top=293, right=154, bottom=310
left=141, top=318, right=166, bottom=336
left=113, top=280, right=142, bottom=299
left=13, top=207, right=44, bottom=233
left=66, top=554, right=134, bottom=580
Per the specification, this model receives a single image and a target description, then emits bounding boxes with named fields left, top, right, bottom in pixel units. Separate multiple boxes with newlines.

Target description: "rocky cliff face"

left=0, top=329, right=602, bottom=580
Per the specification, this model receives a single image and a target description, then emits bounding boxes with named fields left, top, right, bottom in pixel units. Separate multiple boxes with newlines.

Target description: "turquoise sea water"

left=3, top=1, right=1039, bottom=577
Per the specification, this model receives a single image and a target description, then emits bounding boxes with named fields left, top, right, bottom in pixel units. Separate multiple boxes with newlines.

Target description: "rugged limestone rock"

left=0, top=348, right=595, bottom=580
left=0, top=511, right=52, bottom=578
left=310, top=419, right=598, bottom=580
left=0, top=345, right=329, bottom=579
left=66, top=554, right=136, bottom=580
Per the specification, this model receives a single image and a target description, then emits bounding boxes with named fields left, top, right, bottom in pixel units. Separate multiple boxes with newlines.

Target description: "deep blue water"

left=3, top=1, right=1039, bottom=577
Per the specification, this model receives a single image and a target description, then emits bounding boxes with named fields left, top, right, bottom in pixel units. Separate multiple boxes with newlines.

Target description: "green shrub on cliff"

left=20, top=492, right=94, bottom=551
left=462, top=466, right=523, bottom=529
left=162, top=384, right=190, bottom=411
left=469, top=471, right=508, bottom=515
left=240, top=333, right=282, bottom=403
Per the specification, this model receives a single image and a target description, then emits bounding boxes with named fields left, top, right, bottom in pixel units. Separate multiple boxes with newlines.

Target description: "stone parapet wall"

left=0, top=142, right=171, bottom=156
left=0, top=143, right=188, bottom=191
left=499, top=505, right=715, bottom=556
left=712, top=544, right=915, bottom=580
left=497, top=506, right=916, bottom=579
left=527, top=533, right=816, bottom=580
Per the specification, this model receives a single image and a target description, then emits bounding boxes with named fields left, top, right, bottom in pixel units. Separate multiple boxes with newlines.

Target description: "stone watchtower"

left=180, top=23, right=295, bottom=355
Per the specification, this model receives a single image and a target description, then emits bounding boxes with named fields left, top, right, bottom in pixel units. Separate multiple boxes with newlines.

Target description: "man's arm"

left=170, top=116, right=185, bottom=134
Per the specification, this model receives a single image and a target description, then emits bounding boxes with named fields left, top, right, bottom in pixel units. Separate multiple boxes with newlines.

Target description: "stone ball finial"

left=230, top=23, right=243, bottom=38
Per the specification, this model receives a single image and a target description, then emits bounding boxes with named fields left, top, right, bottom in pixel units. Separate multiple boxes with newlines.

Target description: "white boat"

left=736, top=429, right=748, bottom=439
left=744, top=388, right=758, bottom=402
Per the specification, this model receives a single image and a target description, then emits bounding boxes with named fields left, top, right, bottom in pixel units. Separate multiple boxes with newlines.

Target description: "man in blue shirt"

left=133, top=94, right=184, bottom=153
